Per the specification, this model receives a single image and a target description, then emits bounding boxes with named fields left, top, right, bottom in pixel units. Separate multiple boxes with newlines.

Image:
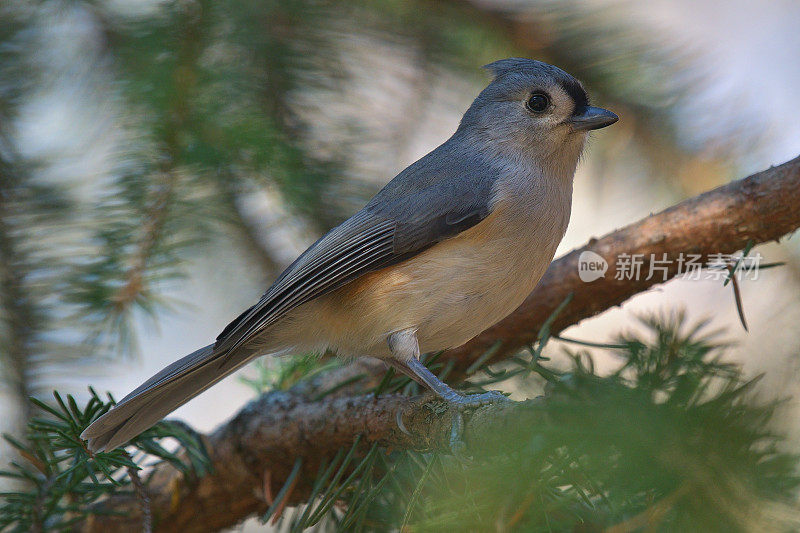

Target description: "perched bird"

left=82, top=58, right=618, bottom=452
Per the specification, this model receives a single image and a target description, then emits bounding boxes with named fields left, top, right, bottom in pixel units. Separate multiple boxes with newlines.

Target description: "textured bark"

left=84, top=388, right=533, bottom=532
left=83, top=156, right=800, bottom=531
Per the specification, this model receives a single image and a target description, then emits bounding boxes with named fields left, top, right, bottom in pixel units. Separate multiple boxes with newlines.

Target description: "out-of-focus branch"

left=84, top=156, right=800, bottom=531
left=0, top=180, right=36, bottom=427
left=111, top=2, right=205, bottom=311
left=214, top=174, right=289, bottom=280
left=0, top=135, right=41, bottom=433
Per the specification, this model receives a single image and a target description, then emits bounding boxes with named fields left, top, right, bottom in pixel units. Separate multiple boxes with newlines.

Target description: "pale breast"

left=281, top=177, right=572, bottom=360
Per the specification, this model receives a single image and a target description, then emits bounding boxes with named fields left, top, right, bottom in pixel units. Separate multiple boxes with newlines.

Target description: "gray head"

left=458, top=58, right=617, bottom=174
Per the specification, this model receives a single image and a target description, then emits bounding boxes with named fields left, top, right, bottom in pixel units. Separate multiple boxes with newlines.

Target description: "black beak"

left=569, top=106, right=619, bottom=131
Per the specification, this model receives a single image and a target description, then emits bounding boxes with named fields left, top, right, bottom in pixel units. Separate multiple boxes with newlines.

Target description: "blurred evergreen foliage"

left=2, top=0, right=792, bottom=530
left=2, top=316, right=797, bottom=531
left=1, top=0, right=348, bottom=423
left=0, top=388, right=209, bottom=532
left=262, top=316, right=800, bottom=532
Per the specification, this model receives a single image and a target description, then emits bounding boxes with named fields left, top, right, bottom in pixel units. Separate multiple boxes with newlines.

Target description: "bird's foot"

left=385, top=351, right=511, bottom=455
left=441, top=390, right=511, bottom=455
left=443, top=389, right=509, bottom=409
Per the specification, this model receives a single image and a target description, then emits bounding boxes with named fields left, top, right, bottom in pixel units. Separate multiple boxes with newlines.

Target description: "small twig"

left=727, top=264, right=749, bottom=332
left=400, top=455, right=436, bottom=531
left=30, top=475, right=56, bottom=533
left=503, top=488, right=539, bottom=530
left=263, top=469, right=273, bottom=506
left=111, top=170, right=178, bottom=313
left=603, top=483, right=690, bottom=533
left=126, top=461, right=152, bottom=533
left=269, top=458, right=303, bottom=525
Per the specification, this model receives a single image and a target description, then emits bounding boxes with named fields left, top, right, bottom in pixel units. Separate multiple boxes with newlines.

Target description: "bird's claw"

left=449, top=412, right=466, bottom=455
left=444, top=390, right=510, bottom=455
left=395, top=406, right=412, bottom=437
left=445, top=390, right=510, bottom=409
left=393, top=389, right=511, bottom=455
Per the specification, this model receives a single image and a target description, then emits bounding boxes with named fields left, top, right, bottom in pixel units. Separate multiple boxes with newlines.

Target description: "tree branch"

left=84, top=388, right=533, bottom=532
left=83, top=156, right=800, bottom=531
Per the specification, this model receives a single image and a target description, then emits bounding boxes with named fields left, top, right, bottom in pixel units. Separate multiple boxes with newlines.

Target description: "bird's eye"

left=525, top=92, right=550, bottom=113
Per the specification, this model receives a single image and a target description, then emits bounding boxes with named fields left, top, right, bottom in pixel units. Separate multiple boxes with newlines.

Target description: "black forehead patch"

left=560, top=78, right=589, bottom=115
left=483, top=58, right=590, bottom=113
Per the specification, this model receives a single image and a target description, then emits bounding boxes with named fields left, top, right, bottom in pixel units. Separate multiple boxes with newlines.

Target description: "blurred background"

left=1, top=0, right=799, bottom=503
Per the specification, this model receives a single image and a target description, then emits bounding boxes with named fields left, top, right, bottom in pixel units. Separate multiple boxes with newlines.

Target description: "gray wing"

left=214, top=145, right=499, bottom=354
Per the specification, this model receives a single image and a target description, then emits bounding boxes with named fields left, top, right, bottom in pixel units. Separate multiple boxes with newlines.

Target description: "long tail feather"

left=81, top=344, right=258, bottom=452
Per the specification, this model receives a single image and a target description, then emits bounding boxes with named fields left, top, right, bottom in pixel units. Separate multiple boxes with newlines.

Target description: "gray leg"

left=387, top=328, right=509, bottom=454
left=386, top=329, right=508, bottom=408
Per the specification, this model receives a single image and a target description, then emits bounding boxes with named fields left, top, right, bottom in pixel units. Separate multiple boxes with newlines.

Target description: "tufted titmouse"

left=82, top=58, right=617, bottom=452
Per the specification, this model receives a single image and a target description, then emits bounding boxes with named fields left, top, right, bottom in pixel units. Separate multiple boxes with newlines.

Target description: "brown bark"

left=83, top=156, right=800, bottom=531
left=85, top=388, right=536, bottom=532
